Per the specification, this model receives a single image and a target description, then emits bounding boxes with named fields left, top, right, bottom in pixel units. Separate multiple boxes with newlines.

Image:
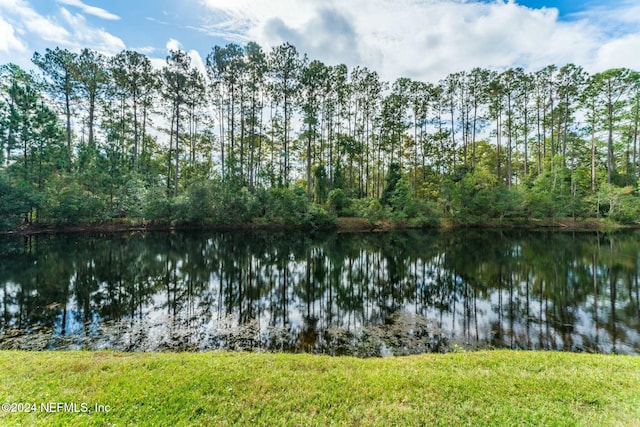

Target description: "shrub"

left=212, top=185, right=258, bottom=225
left=327, top=188, right=350, bottom=215
left=172, top=180, right=258, bottom=225
left=303, top=204, right=336, bottom=228
left=595, top=185, right=640, bottom=224
left=0, top=174, right=39, bottom=230
left=44, top=180, right=104, bottom=224
left=144, top=187, right=172, bottom=223
left=172, top=181, right=216, bottom=224
left=110, top=175, right=148, bottom=219
left=255, top=187, right=335, bottom=227
left=344, top=197, right=386, bottom=222
left=258, top=187, right=307, bottom=223
left=403, top=199, right=440, bottom=227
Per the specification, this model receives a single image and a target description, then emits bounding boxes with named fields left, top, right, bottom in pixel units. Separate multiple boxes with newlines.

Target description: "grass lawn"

left=0, top=350, right=639, bottom=426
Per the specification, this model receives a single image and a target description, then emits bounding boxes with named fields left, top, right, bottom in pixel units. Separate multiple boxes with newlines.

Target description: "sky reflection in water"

left=0, top=230, right=638, bottom=356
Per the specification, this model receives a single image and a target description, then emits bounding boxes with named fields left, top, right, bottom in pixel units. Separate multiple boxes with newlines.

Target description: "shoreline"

left=0, top=217, right=632, bottom=236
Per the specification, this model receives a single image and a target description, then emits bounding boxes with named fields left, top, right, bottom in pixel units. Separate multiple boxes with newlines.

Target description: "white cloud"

left=166, top=38, right=183, bottom=52
left=0, top=0, right=125, bottom=67
left=593, top=33, right=640, bottom=72
left=198, top=0, right=640, bottom=82
left=0, top=0, right=71, bottom=47
left=148, top=56, right=166, bottom=71
left=57, top=0, right=120, bottom=21
left=131, top=46, right=157, bottom=55
left=188, top=49, right=207, bottom=76
left=60, top=8, right=125, bottom=55
left=0, top=16, right=27, bottom=53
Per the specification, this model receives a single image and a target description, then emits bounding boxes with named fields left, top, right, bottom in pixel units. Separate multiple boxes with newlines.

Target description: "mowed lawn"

left=0, top=350, right=639, bottom=426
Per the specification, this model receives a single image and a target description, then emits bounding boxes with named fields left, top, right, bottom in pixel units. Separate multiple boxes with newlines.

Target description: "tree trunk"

left=65, top=80, right=72, bottom=155
left=307, top=120, right=312, bottom=199
left=174, top=101, right=180, bottom=197
left=88, top=93, right=95, bottom=147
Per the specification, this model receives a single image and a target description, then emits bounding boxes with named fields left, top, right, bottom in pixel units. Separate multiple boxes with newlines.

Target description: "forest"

left=1, top=41, right=639, bottom=230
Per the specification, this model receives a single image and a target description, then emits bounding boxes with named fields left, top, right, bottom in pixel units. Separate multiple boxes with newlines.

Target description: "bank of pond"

left=0, top=229, right=639, bottom=356
left=1, top=350, right=640, bottom=426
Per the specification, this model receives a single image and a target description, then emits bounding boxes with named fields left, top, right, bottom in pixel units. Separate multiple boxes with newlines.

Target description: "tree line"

left=1, top=42, right=639, bottom=229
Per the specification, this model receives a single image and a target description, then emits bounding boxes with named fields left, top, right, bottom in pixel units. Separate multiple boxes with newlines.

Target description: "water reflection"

left=0, top=230, right=639, bottom=355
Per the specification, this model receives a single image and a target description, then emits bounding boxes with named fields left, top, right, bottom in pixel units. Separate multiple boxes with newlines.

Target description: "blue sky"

left=512, top=0, right=597, bottom=16
left=1, top=0, right=638, bottom=82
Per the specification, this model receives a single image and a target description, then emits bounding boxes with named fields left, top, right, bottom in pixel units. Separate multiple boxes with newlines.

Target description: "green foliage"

left=524, top=190, right=556, bottom=219
left=380, top=163, right=401, bottom=206
left=172, top=181, right=217, bottom=224
left=314, top=164, right=328, bottom=204
left=378, top=165, right=440, bottom=225
left=257, top=187, right=304, bottom=223
left=488, top=186, right=524, bottom=219
left=592, top=185, right=640, bottom=224
left=211, top=184, right=258, bottom=225
left=404, top=199, right=441, bottom=227
left=332, top=159, right=347, bottom=190
left=345, top=197, right=390, bottom=222
left=173, top=180, right=258, bottom=225
left=109, top=175, right=148, bottom=219
left=443, top=171, right=486, bottom=223
left=302, top=203, right=336, bottom=228
left=444, top=169, right=524, bottom=223
left=351, top=172, right=440, bottom=226
left=144, top=186, right=172, bottom=223
left=3, top=45, right=640, bottom=230
left=42, top=177, right=104, bottom=224
left=0, top=173, right=39, bottom=230
left=327, top=188, right=350, bottom=215
left=407, top=213, right=440, bottom=228
left=388, top=176, right=412, bottom=216
left=257, top=187, right=335, bottom=227
left=524, top=167, right=578, bottom=219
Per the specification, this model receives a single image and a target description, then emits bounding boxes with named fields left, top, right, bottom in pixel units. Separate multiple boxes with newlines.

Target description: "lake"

left=0, top=229, right=639, bottom=356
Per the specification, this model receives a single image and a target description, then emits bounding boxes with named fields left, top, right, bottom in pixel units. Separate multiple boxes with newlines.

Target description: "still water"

left=0, top=230, right=639, bottom=356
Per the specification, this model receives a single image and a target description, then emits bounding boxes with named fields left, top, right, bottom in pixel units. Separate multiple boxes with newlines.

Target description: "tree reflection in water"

left=0, top=230, right=639, bottom=355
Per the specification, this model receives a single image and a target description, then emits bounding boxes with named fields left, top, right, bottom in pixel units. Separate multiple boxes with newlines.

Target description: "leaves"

left=1, top=43, right=640, bottom=228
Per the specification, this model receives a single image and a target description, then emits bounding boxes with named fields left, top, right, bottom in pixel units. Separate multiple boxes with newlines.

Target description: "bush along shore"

left=2, top=176, right=637, bottom=235
left=0, top=217, right=632, bottom=237
left=3, top=163, right=639, bottom=235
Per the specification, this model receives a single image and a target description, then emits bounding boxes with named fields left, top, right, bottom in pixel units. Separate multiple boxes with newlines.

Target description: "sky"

left=0, top=0, right=639, bottom=83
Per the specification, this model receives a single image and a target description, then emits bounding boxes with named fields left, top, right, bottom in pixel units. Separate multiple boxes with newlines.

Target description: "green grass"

left=1, top=350, right=639, bottom=426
